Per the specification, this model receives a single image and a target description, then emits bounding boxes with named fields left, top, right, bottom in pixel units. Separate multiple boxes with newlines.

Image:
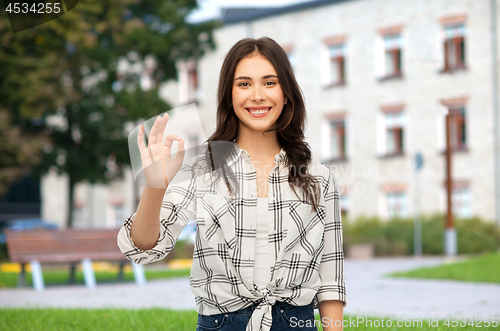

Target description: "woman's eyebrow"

left=234, top=75, right=278, bottom=81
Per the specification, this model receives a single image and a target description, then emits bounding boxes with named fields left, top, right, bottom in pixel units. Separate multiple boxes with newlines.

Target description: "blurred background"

left=1, top=1, right=500, bottom=329
left=1, top=0, right=500, bottom=276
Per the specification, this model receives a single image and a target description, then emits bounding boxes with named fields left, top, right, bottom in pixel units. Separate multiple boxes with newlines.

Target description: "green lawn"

left=388, top=252, right=500, bottom=283
left=0, top=309, right=498, bottom=331
left=0, top=268, right=191, bottom=289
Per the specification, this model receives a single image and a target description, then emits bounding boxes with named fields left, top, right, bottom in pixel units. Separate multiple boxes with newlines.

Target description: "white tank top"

left=254, top=197, right=274, bottom=289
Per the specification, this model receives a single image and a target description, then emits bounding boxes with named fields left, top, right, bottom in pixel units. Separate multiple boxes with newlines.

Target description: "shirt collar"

left=226, top=142, right=288, bottom=168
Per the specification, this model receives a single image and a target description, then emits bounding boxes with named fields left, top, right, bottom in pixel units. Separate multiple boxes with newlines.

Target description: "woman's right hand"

left=137, top=113, right=185, bottom=188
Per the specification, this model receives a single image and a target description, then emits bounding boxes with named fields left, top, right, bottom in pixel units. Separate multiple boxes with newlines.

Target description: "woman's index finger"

left=149, top=115, right=163, bottom=146
left=137, top=124, right=147, bottom=151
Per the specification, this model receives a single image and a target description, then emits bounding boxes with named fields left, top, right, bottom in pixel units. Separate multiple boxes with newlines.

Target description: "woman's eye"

left=239, top=82, right=249, bottom=87
left=265, top=81, right=276, bottom=86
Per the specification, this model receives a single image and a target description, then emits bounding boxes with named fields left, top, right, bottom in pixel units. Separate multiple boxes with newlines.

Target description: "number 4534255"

left=6, top=2, right=61, bottom=14
left=444, top=318, right=498, bottom=328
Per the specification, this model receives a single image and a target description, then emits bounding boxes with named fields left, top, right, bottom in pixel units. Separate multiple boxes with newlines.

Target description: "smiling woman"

left=117, top=36, right=346, bottom=331
left=232, top=54, right=287, bottom=135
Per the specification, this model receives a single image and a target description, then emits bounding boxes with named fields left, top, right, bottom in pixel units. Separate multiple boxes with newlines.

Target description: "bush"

left=343, top=213, right=500, bottom=256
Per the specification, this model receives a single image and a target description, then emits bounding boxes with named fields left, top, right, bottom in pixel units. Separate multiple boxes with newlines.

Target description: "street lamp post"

left=445, top=111, right=457, bottom=256
left=414, top=152, right=423, bottom=256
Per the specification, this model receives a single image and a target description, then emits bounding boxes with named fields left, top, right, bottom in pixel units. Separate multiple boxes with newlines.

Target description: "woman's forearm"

left=130, top=187, right=167, bottom=250
left=318, top=300, right=344, bottom=331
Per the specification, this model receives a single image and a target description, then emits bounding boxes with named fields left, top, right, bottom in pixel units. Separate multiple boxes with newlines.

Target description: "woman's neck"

left=235, top=128, right=281, bottom=160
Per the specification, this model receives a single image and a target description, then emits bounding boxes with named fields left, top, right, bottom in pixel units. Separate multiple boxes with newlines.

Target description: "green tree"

left=0, top=0, right=219, bottom=226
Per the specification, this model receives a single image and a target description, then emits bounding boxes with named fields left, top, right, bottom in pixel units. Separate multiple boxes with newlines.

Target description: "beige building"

left=42, top=0, right=500, bottom=228
left=166, top=0, right=500, bottom=223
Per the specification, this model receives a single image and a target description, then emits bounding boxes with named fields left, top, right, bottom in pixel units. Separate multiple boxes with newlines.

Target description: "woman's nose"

left=251, top=85, right=264, bottom=102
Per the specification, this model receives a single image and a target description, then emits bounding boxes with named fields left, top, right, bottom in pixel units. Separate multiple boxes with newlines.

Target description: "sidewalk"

left=343, top=256, right=500, bottom=321
left=1, top=256, right=499, bottom=321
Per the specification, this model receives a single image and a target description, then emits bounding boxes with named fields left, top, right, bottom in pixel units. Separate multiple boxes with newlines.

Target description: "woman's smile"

left=246, top=106, right=272, bottom=117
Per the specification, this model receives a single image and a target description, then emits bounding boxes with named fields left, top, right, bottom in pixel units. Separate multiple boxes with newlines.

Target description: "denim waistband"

left=234, top=300, right=312, bottom=315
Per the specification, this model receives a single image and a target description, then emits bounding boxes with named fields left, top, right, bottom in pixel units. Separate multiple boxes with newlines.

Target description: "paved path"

left=343, top=256, right=500, bottom=321
left=1, top=256, right=499, bottom=322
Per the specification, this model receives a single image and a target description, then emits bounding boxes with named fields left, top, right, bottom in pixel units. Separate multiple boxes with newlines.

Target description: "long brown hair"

left=193, top=36, right=321, bottom=212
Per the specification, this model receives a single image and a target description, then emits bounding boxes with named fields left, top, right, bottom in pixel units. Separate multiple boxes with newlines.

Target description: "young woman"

left=118, top=37, right=347, bottom=331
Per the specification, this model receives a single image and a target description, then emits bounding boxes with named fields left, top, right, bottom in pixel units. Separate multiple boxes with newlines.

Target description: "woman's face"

left=232, top=53, right=287, bottom=135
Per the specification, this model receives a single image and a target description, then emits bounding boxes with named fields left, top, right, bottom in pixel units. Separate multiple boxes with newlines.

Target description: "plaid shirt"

left=117, top=144, right=347, bottom=331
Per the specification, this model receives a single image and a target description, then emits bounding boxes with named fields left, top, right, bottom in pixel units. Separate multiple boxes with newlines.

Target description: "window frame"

left=377, top=25, right=404, bottom=81
left=179, top=58, right=200, bottom=105
left=322, top=111, right=348, bottom=162
left=386, top=191, right=407, bottom=219
left=378, top=104, right=405, bottom=158
left=330, top=119, right=347, bottom=160
left=328, top=43, right=346, bottom=86
left=187, top=66, right=198, bottom=103
left=449, top=106, right=467, bottom=150
left=379, top=183, right=407, bottom=220
left=383, top=33, right=403, bottom=79
left=439, top=15, right=467, bottom=73
left=441, top=180, right=472, bottom=218
left=322, top=35, right=347, bottom=88
left=439, top=97, right=468, bottom=153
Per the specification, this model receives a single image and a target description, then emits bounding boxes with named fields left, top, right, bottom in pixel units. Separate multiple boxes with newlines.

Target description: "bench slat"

left=5, top=229, right=127, bottom=264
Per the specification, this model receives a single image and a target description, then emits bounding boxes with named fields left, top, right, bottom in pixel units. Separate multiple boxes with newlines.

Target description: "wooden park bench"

left=5, top=228, right=145, bottom=291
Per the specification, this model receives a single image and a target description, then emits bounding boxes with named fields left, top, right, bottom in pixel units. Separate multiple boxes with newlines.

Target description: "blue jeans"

left=196, top=300, right=318, bottom=331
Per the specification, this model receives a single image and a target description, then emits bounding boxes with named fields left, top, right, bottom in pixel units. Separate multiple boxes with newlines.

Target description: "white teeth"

left=248, top=107, right=271, bottom=114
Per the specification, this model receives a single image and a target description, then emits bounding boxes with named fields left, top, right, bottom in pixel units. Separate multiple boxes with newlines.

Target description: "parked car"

left=0, top=218, right=58, bottom=244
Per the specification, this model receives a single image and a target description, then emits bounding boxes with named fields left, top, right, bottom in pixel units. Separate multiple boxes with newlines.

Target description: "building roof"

left=221, top=0, right=352, bottom=24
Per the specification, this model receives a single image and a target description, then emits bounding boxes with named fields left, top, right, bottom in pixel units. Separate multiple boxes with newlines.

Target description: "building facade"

left=41, top=0, right=500, bottom=228
left=170, top=0, right=499, bottom=222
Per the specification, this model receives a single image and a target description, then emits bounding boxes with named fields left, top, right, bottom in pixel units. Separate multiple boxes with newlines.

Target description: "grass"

left=0, top=308, right=199, bottom=331
left=388, top=252, right=500, bottom=284
left=0, top=309, right=498, bottom=331
left=2, top=254, right=500, bottom=330
left=0, top=267, right=191, bottom=289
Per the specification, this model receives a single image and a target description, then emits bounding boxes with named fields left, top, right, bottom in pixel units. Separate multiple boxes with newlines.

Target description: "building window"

left=383, top=33, right=402, bottom=78
left=179, top=59, right=199, bottom=104
left=330, top=120, right=346, bottom=159
left=187, top=67, right=198, bottom=103
left=448, top=106, right=467, bottom=150
left=387, top=191, right=407, bottom=219
left=378, top=105, right=405, bottom=157
left=322, top=112, right=347, bottom=161
left=386, top=112, right=404, bottom=154
left=328, top=43, right=346, bottom=85
left=321, top=36, right=347, bottom=87
left=452, top=183, right=472, bottom=218
left=442, top=22, right=466, bottom=71
left=439, top=97, right=468, bottom=152
left=452, top=187, right=472, bottom=218
left=438, top=97, right=467, bottom=151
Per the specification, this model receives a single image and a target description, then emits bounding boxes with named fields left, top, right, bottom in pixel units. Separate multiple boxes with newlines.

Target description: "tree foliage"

left=0, top=0, right=219, bottom=226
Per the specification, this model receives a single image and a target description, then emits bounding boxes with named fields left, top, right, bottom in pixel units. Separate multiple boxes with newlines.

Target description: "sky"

left=186, top=0, right=315, bottom=23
